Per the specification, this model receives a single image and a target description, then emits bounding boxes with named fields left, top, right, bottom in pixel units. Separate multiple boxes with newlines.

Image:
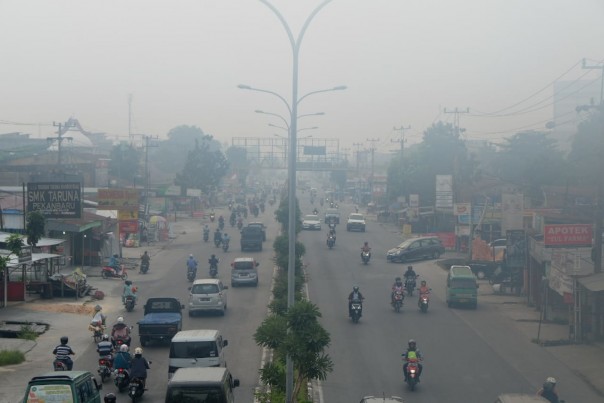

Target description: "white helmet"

left=117, top=317, right=124, bottom=324
left=134, top=347, right=143, bottom=355
left=546, top=377, right=556, bottom=385
left=120, top=344, right=129, bottom=352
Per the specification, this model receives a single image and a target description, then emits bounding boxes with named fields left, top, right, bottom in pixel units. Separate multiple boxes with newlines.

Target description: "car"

left=247, top=222, right=266, bottom=241
left=386, top=236, right=445, bottom=263
left=302, top=214, right=322, bottom=230
left=360, top=396, right=404, bottom=403
left=347, top=213, right=366, bottom=232
left=188, top=278, right=228, bottom=316
left=489, top=238, right=507, bottom=259
left=231, top=257, right=259, bottom=287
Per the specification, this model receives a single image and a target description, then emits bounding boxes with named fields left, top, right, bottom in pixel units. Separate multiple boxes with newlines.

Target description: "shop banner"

left=544, top=224, right=592, bottom=248
left=27, top=182, right=82, bottom=218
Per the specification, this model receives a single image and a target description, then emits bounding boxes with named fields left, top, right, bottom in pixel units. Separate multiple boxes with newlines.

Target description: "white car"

left=188, top=278, right=228, bottom=316
left=302, top=214, right=322, bottom=230
left=346, top=213, right=366, bottom=232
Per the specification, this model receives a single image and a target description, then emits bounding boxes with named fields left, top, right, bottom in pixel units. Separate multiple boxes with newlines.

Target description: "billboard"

left=435, top=175, right=453, bottom=208
left=544, top=224, right=592, bottom=248
left=97, top=189, right=139, bottom=211
left=27, top=182, right=82, bottom=218
left=502, top=193, right=524, bottom=233
left=303, top=145, right=326, bottom=156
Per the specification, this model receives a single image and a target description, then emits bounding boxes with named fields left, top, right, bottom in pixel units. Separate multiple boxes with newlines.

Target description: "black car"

left=386, top=236, right=445, bottom=263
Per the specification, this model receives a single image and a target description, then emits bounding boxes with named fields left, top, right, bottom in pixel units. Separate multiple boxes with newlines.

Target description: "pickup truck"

left=240, top=226, right=263, bottom=252
left=138, top=297, right=184, bottom=347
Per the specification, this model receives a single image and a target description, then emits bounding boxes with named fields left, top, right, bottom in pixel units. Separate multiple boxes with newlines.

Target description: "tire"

left=220, top=308, right=226, bottom=316
left=121, top=273, right=128, bottom=280
left=101, top=271, right=109, bottom=279
left=432, top=251, right=441, bottom=259
left=188, top=310, right=194, bottom=317
left=352, top=315, right=359, bottom=324
left=476, top=270, right=486, bottom=280
left=395, top=303, right=401, bottom=313
left=126, top=303, right=133, bottom=312
left=409, top=380, right=416, bottom=391
left=140, top=337, right=148, bottom=347
left=420, top=304, right=428, bottom=313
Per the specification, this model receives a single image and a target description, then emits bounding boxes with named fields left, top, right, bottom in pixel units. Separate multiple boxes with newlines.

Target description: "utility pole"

left=366, top=138, right=379, bottom=203
left=392, top=125, right=411, bottom=160
left=142, top=135, right=159, bottom=220
left=128, top=94, right=133, bottom=145
left=444, top=107, right=470, bottom=137
left=48, top=120, right=76, bottom=166
left=582, top=59, right=604, bottom=274
left=353, top=142, right=363, bottom=175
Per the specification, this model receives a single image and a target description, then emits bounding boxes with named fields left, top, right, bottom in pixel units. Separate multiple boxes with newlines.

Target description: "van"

left=168, top=329, right=228, bottom=377
left=165, top=367, right=240, bottom=403
left=446, top=265, right=478, bottom=308
left=23, top=371, right=102, bottom=403
left=494, top=394, right=549, bottom=403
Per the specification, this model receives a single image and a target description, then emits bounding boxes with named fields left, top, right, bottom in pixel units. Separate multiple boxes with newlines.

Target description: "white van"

left=165, top=367, right=239, bottom=403
left=168, top=329, right=228, bottom=377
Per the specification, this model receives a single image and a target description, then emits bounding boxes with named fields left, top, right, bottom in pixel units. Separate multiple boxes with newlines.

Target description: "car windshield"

left=233, top=261, right=254, bottom=270
left=166, top=387, right=225, bottom=403
left=305, top=215, right=319, bottom=221
left=397, top=239, right=414, bottom=249
left=191, top=283, right=219, bottom=294
left=169, top=341, right=218, bottom=359
left=349, top=214, right=364, bottom=220
left=451, top=278, right=477, bottom=288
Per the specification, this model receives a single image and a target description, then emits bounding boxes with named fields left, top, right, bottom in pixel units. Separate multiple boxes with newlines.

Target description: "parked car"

left=386, top=236, right=445, bottom=263
left=188, top=278, right=228, bottom=316
left=231, top=257, right=259, bottom=287
left=302, top=214, right=322, bottom=230
left=346, top=213, right=366, bottom=232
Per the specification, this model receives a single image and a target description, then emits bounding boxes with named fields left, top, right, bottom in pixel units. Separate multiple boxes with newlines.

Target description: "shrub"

left=18, top=324, right=38, bottom=341
left=0, top=349, right=25, bottom=366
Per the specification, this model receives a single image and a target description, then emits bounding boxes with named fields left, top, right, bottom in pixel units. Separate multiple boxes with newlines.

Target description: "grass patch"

left=0, top=349, right=26, bottom=366
left=17, top=324, right=38, bottom=341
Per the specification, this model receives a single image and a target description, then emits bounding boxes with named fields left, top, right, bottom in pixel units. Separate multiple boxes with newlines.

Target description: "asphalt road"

left=75, top=209, right=279, bottom=402
left=300, top=200, right=601, bottom=403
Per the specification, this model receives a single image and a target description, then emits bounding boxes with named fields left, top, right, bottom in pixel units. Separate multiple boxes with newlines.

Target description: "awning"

left=578, top=272, right=604, bottom=292
left=0, top=232, right=64, bottom=247
left=6, top=252, right=62, bottom=267
left=46, top=211, right=107, bottom=233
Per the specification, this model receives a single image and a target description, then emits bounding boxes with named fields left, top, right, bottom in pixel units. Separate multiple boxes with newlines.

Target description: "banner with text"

left=544, top=224, right=592, bottom=248
left=97, top=189, right=139, bottom=211
left=27, top=182, right=82, bottom=218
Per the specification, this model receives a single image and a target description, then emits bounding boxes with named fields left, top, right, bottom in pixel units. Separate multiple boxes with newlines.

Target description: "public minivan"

left=23, top=371, right=102, bottom=403
left=446, top=265, right=478, bottom=308
left=168, top=329, right=228, bottom=377
left=165, top=367, right=240, bottom=403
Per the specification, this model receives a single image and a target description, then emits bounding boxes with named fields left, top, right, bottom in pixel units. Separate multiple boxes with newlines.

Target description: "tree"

left=225, top=146, right=250, bottom=188
left=568, top=110, right=604, bottom=186
left=26, top=211, right=46, bottom=247
left=1, top=234, right=24, bottom=303
left=174, top=137, right=229, bottom=194
left=254, top=300, right=334, bottom=402
left=109, top=143, right=141, bottom=183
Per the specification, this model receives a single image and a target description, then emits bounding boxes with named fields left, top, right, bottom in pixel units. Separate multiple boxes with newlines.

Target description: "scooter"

left=418, top=292, right=430, bottom=313
left=404, top=358, right=420, bottom=391
left=124, top=296, right=136, bottom=312
left=203, top=231, right=209, bottom=242
left=114, top=368, right=130, bottom=392
left=209, top=265, right=218, bottom=278
left=140, top=261, right=149, bottom=274
left=214, top=237, right=222, bottom=248
left=89, top=323, right=105, bottom=343
left=222, top=239, right=229, bottom=253
left=209, top=213, right=215, bottom=222
left=327, top=236, right=335, bottom=249
left=53, top=359, right=68, bottom=371
left=97, top=357, right=112, bottom=383
left=350, top=300, right=363, bottom=324
left=393, top=290, right=404, bottom=313
left=128, top=377, right=146, bottom=402
left=187, top=267, right=197, bottom=282
left=101, top=265, right=128, bottom=280
left=361, top=251, right=371, bottom=265
left=405, top=276, right=418, bottom=296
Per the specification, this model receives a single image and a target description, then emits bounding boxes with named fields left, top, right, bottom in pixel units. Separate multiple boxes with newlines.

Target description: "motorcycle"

left=53, top=359, right=68, bottom=371
left=187, top=266, right=197, bottom=282
left=124, top=295, right=136, bottom=312
left=128, top=377, right=146, bottom=402
left=209, top=213, right=215, bottom=222
left=218, top=219, right=225, bottom=231
left=97, top=357, right=112, bottom=382
left=393, top=290, right=404, bottom=313
left=237, top=220, right=243, bottom=230
left=203, top=230, right=209, bottom=243
left=222, top=239, right=230, bottom=253
left=350, top=299, right=363, bottom=324
left=140, top=261, right=149, bottom=274
left=230, top=216, right=236, bottom=227
left=405, top=277, right=418, bottom=296
left=214, top=236, right=222, bottom=248
left=101, top=265, right=128, bottom=280
left=89, top=323, right=105, bottom=343
left=418, top=292, right=430, bottom=313
left=112, top=334, right=132, bottom=349
left=114, top=368, right=130, bottom=392
left=361, top=251, right=371, bottom=265
left=209, top=265, right=218, bottom=278
left=327, top=236, right=335, bottom=249
left=404, top=358, right=420, bottom=391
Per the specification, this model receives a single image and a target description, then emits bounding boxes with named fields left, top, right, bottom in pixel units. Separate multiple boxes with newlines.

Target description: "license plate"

left=239, top=273, right=249, bottom=277
left=200, top=297, right=210, bottom=301
left=458, top=299, right=467, bottom=303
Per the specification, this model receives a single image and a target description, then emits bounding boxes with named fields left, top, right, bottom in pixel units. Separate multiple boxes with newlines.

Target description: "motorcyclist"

left=108, top=254, right=121, bottom=275
left=90, top=304, right=107, bottom=331
left=218, top=215, right=225, bottom=229
left=327, top=228, right=336, bottom=246
left=348, top=286, right=365, bottom=317
left=537, top=377, right=560, bottom=403
left=96, top=334, right=114, bottom=360
left=140, top=251, right=150, bottom=273
left=203, top=224, right=210, bottom=236
left=391, top=277, right=405, bottom=305
left=53, top=336, right=75, bottom=370
left=187, top=254, right=198, bottom=277
left=230, top=211, right=237, bottom=226
left=130, top=347, right=151, bottom=389
left=209, top=254, right=219, bottom=271
left=418, top=280, right=430, bottom=306
left=222, top=232, right=230, bottom=247
left=122, top=280, right=137, bottom=305
left=111, top=317, right=131, bottom=347
left=404, top=265, right=418, bottom=290
left=361, top=241, right=372, bottom=259
left=113, top=344, right=132, bottom=377
left=214, top=228, right=222, bottom=246
left=402, top=339, right=423, bottom=382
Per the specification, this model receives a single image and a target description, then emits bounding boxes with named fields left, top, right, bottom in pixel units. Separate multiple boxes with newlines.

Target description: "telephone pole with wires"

left=142, top=135, right=159, bottom=220
left=353, top=142, right=363, bottom=175
left=392, top=125, right=410, bottom=160
left=366, top=138, right=379, bottom=203
left=444, top=107, right=470, bottom=136
left=582, top=58, right=604, bottom=105
left=48, top=120, right=76, bottom=166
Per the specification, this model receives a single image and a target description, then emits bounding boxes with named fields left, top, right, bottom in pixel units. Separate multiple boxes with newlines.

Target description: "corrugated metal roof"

left=578, top=272, right=604, bottom=292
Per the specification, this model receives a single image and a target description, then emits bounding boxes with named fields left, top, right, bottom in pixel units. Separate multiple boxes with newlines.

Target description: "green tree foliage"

left=174, top=137, right=229, bottom=194
left=568, top=110, right=604, bottom=185
left=254, top=300, right=334, bottom=402
left=0, top=233, right=24, bottom=282
left=274, top=195, right=302, bottom=234
left=26, top=211, right=46, bottom=247
left=109, top=143, right=141, bottom=182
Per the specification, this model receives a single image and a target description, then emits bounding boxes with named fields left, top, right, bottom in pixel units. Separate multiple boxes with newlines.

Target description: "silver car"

left=188, top=279, right=228, bottom=316
left=231, top=257, right=259, bottom=287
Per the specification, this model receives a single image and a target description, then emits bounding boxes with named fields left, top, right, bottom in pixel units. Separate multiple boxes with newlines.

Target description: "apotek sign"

left=544, top=224, right=592, bottom=248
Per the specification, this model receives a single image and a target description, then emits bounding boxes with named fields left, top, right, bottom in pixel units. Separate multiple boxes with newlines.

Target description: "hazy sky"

left=1, top=0, right=603, bottom=154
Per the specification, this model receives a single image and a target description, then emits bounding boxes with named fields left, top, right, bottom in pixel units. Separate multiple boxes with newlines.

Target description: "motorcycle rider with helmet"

left=209, top=254, right=219, bottom=272
left=404, top=265, right=418, bottom=291
left=130, top=347, right=151, bottom=389
left=222, top=232, right=230, bottom=248
left=53, top=336, right=75, bottom=370
left=402, top=339, right=423, bottom=382
left=140, top=251, right=150, bottom=273
left=108, top=254, right=121, bottom=276
left=348, top=286, right=365, bottom=317
left=113, top=344, right=132, bottom=380
left=97, top=334, right=113, bottom=359
left=122, top=280, right=137, bottom=305
left=361, top=242, right=371, bottom=259
left=418, top=280, right=430, bottom=307
left=203, top=224, right=210, bottom=239
left=187, top=254, right=198, bottom=277
left=214, top=228, right=222, bottom=246
left=537, top=377, right=561, bottom=403
left=391, top=277, right=405, bottom=305
left=111, top=317, right=131, bottom=348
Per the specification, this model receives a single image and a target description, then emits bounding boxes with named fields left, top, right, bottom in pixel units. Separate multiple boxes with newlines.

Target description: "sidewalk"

left=0, top=217, right=206, bottom=403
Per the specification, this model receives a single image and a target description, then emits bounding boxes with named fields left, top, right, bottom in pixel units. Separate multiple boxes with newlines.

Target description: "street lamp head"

left=333, top=85, right=347, bottom=91
left=255, top=110, right=265, bottom=114
left=237, top=84, right=252, bottom=90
